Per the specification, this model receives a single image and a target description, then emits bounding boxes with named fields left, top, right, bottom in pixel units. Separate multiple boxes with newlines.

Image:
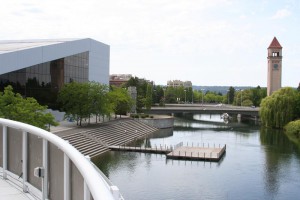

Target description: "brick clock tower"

left=267, top=37, right=282, bottom=96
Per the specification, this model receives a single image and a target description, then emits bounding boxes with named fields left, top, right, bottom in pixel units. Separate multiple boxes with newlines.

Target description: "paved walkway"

left=0, top=178, right=33, bottom=200
left=50, top=116, right=129, bottom=134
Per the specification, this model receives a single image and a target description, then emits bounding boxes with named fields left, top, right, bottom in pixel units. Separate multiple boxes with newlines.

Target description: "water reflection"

left=94, top=114, right=300, bottom=200
left=260, top=128, right=300, bottom=197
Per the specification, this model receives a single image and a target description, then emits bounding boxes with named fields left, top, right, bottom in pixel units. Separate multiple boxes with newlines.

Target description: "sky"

left=1, top=0, right=299, bottom=87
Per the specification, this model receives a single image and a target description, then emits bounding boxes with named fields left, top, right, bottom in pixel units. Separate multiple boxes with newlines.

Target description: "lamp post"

left=192, top=89, right=194, bottom=104
left=201, top=89, right=205, bottom=105
left=241, top=90, right=243, bottom=106
left=227, top=89, right=230, bottom=105
left=184, top=89, right=187, bottom=104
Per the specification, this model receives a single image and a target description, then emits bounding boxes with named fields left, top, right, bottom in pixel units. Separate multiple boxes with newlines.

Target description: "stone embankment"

left=137, top=115, right=174, bottom=129
left=57, top=119, right=158, bottom=158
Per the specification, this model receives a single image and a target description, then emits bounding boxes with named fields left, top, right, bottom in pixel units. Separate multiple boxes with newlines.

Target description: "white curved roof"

left=0, top=38, right=110, bottom=84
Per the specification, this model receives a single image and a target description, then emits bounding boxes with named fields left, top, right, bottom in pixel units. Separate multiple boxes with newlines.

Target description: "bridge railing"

left=0, top=118, right=122, bottom=200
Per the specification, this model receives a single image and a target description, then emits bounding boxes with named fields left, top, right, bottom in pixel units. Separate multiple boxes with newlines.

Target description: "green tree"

left=58, top=82, right=112, bottom=125
left=145, top=84, right=153, bottom=110
left=125, top=76, right=150, bottom=112
left=260, top=87, right=299, bottom=128
left=108, top=87, right=133, bottom=118
left=227, top=87, right=235, bottom=104
left=88, top=82, right=111, bottom=122
left=284, top=120, right=300, bottom=146
left=0, top=85, right=57, bottom=130
left=233, top=90, right=253, bottom=106
left=250, top=86, right=267, bottom=107
left=58, top=82, right=91, bottom=126
left=152, top=85, right=164, bottom=105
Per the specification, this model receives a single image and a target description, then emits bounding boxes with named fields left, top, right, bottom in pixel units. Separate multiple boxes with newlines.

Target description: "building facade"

left=109, top=74, right=132, bottom=87
left=167, top=80, right=192, bottom=88
left=267, top=37, right=282, bottom=96
left=0, top=38, right=109, bottom=107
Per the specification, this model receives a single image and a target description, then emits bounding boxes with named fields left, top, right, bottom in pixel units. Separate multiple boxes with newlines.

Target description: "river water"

left=94, top=114, right=300, bottom=200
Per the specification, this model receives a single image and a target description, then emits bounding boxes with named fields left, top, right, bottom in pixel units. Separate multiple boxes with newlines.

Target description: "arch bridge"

left=146, top=104, right=259, bottom=117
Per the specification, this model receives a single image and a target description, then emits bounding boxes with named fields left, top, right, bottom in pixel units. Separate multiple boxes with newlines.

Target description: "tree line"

left=58, top=81, right=133, bottom=126
left=123, top=76, right=267, bottom=109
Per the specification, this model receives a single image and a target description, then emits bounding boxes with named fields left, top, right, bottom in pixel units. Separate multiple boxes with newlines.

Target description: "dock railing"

left=0, top=118, right=122, bottom=200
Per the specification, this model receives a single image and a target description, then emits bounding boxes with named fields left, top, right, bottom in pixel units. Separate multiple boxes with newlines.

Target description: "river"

left=93, top=114, right=300, bottom=200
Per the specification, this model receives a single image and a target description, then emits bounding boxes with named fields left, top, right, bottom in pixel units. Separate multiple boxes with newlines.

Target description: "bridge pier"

left=237, top=114, right=241, bottom=123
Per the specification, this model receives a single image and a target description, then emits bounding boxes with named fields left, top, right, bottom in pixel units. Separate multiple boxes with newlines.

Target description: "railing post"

left=2, top=126, right=7, bottom=179
left=64, top=153, right=70, bottom=200
left=42, top=139, right=48, bottom=200
left=22, top=131, right=28, bottom=192
left=84, top=180, right=91, bottom=200
left=84, top=156, right=91, bottom=200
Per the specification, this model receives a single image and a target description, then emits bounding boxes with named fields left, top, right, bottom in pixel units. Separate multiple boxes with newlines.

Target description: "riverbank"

left=284, top=119, right=300, bottom=146
left=135, top=114, right=174, bottom=129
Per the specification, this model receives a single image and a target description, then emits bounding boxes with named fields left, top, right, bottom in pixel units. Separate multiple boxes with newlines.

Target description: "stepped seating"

left=61, top=119, right=158, bottom=158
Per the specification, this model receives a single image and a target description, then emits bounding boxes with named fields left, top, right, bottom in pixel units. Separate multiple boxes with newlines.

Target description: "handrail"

left=0, top=118, right=116, bottom=200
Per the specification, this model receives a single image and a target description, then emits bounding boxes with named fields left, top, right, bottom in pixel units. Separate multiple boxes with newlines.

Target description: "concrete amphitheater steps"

left=60, top=118, right=158, bottom=158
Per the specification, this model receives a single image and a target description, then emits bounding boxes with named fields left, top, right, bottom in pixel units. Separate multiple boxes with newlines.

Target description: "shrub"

left=284, top=120, right=300, bottom=145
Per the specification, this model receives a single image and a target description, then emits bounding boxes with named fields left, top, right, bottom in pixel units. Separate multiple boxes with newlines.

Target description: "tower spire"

left=267, top=37, right=282, bottom=96
left=268, top=37, right=282, bottom=49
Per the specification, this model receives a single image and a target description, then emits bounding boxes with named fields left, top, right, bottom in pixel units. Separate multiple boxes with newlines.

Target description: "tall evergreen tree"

left=145, top=84, right=153, bottom=110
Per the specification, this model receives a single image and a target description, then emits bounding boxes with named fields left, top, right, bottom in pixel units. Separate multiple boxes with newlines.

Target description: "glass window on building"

left=0, top=51, right=89, bottom=108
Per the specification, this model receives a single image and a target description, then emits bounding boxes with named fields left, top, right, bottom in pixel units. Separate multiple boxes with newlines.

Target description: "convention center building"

left=0, top=38, right=109, bottom=107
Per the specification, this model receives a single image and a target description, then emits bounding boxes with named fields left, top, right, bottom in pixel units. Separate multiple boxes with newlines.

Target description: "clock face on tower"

left=273, top=64, right=279, bottom=70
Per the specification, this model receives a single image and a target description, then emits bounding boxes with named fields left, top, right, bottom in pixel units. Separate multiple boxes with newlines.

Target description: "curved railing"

left=0, top=118, right=121, bottom=200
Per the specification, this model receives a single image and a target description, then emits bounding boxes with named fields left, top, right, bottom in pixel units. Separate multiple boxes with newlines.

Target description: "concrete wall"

left=138, top=116, right=174, bottom=129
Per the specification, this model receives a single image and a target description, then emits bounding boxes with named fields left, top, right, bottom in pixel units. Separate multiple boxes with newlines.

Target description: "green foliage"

left=88, top=82, right=111, bottom=121
left=250, top=86, right=266, bottom=107
left=58, top=82, right=89, bottom=126
left=108, top=86, right=133, bottom=118
left=58, top=82, right=112, bottom=126
left=152, top=85, right=164, bottom=105
left=129, top=113, right=150, bottom=118
left=227, top=87, right=235, bottom=104
left=284, top=120, right=300, bottom=145
left=260, top=87, right=299, bottom=128
left=233, top=87, right=266, bottom=107
left=125, top=76, right=150, bottom=112
left=242, top=99, right=253, bottom=107
left=0, top=85, right=58, bottom=130
left=204, top=91, right=223, bottom=103
left=145, top=84, right=153, bottom=110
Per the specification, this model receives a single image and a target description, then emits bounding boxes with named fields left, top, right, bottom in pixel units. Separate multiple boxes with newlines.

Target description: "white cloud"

left=271, top=8, right=291, bottom=19
left=0, top=0, right=299, bottom=86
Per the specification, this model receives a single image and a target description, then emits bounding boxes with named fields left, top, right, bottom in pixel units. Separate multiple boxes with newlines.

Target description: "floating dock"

left=166, top=145, right=226, bottom=162
left=109, top=143, right=226, bottom=162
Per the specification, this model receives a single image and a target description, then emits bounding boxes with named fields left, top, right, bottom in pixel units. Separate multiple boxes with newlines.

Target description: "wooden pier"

left=109, top=143, right=226, bottom=162
left=109, top=145, right=172, bottom=154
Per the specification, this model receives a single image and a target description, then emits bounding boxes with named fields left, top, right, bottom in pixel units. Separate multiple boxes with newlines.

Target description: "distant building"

left=0, top=38, right=110, bottom=107
left=167, top=80, right=192, bottom=88
left=109, top=74, right=132, bottom=87
left=267, top=37, right=282, bottom=96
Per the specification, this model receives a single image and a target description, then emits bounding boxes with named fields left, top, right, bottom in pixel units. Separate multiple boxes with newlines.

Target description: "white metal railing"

left=0, top=118, right=121, bottom=200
